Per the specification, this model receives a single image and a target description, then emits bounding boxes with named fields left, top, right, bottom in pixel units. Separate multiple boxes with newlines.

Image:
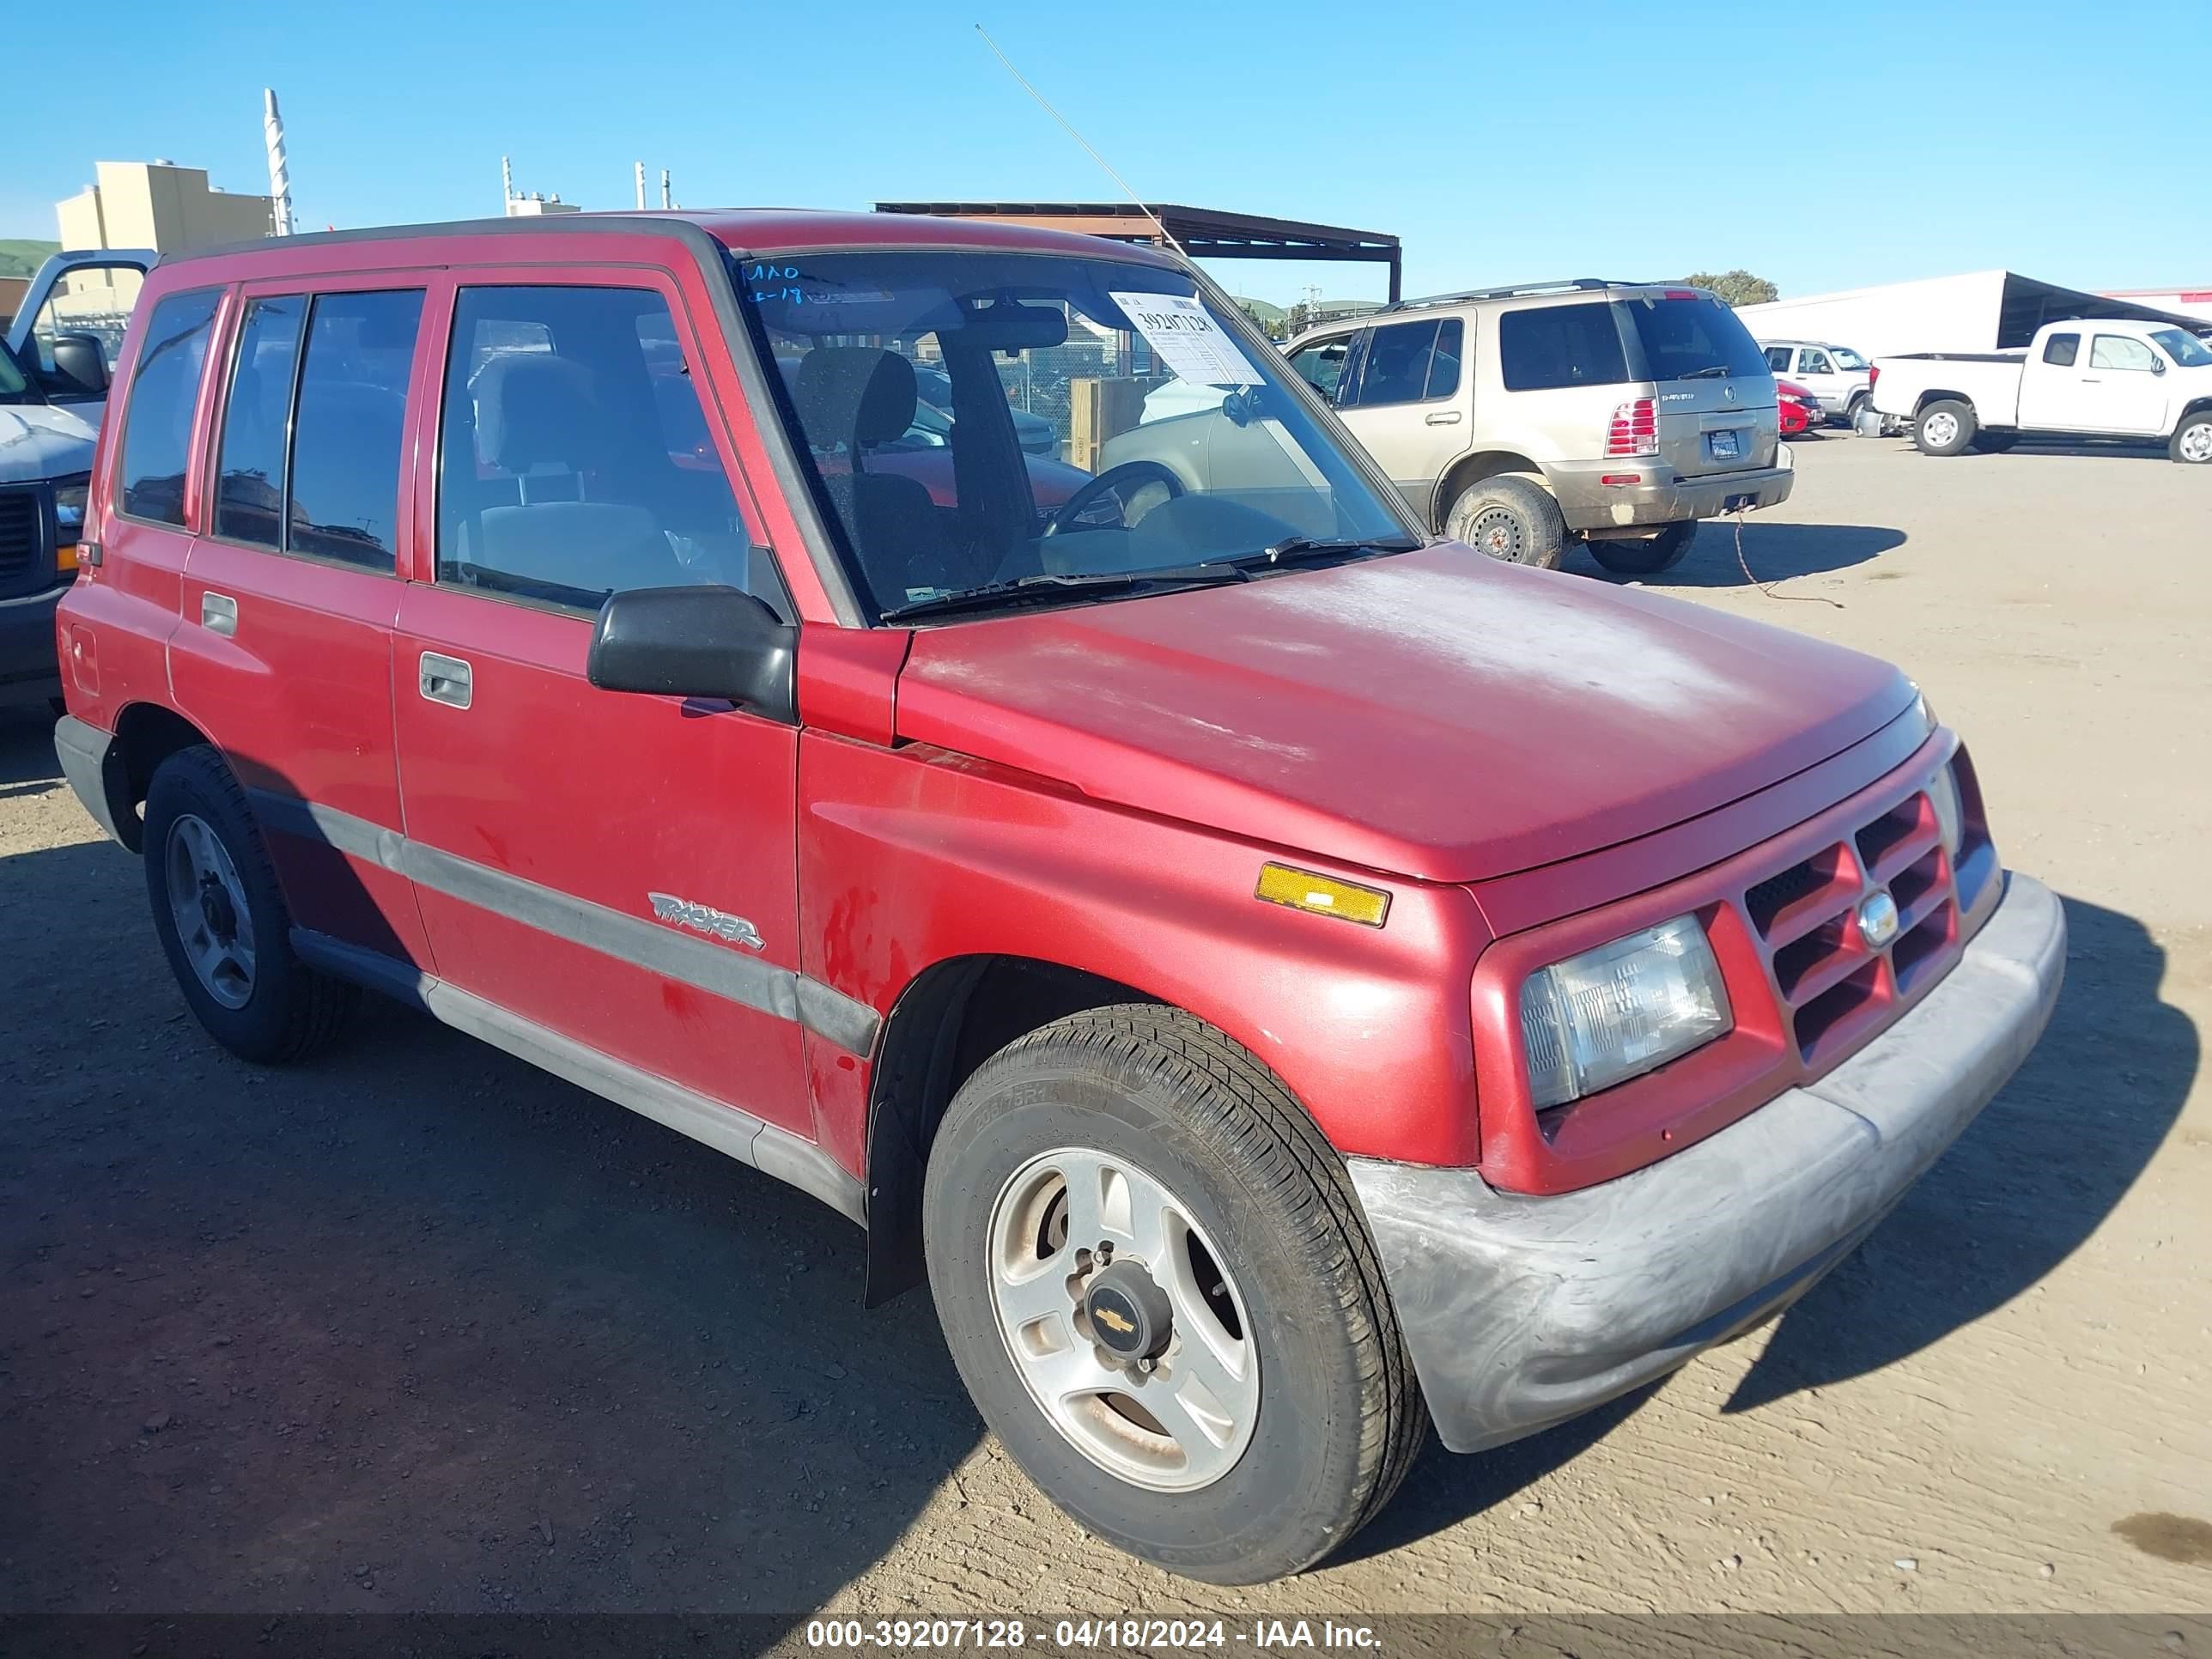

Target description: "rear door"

left=168, top=276, right=434, bottom=969
left=1334, top=316, right=1467, bottom=523
left=2018, top=331, right=2087, bottom=428
left=389, top=266, right=814, bottom=1139
left=1616, top=292, right=1780, bottom=476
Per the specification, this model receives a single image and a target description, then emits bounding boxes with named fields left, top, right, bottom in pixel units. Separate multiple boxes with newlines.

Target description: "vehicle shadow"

left=1586, top=521, right=1905, bottom=588
left=0, top=705, right=64, bottom=788
left=1723, top=892, right=2193, bottom=1413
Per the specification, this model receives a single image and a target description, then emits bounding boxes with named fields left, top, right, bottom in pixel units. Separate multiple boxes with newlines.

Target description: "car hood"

left=895, top=546, right=1917, bottom=884
left=0, top=403, right=98, bottom=485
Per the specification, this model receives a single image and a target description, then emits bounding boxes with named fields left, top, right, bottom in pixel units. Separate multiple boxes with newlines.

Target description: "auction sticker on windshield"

left=1110, top=291, right=1265, bottom=387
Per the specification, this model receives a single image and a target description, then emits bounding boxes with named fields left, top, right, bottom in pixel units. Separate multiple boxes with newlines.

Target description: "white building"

left=1735, top=270, right=2203, bottom=357
left=2100, top=287, right=2212, bottom=325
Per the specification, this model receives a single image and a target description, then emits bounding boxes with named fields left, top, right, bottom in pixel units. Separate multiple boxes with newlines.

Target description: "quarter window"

left=1497, top=303, right=1631, bottom=392
left=118, top=289, right=222, bottom=526
left=2088, top=334, right=2158, bottom=373
left=2042, top=332, right=2080, bottom=367
left=436, top=284, right=778, bottom=617
left=286, top=290, right=424, bottom=569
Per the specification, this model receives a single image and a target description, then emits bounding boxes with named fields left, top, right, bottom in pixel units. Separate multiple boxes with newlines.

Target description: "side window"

left=118, top=289, right=222, bottom=526
left=2089, top=334, right=2157, bottom=373
left=1346, top=320, right=1441, bottom=408
left=214, top=295, right=306, bottom=549
left=1764, top=345, right=1792, bottom=373
left=1497, top=303, right=1631, bottom=392
left=1801, top=349, right=1833, bottom=374
left=436, top=284, right=780, bottom=618
left=2042, top=332, right=2081, bottom=367
left=286, top=289, right=424, bottom=569
left=1425, top=319, right=1464, bottom=398
left=1288, top=337, right=1350, bottom=402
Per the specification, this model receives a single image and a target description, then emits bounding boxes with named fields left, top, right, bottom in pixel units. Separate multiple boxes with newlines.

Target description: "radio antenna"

left=972, top=24, right=1188, bottom=260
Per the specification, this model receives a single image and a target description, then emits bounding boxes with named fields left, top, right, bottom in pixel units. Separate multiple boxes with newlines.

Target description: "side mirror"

left=49, top=333, right=110, bottom=397
left=2151, top=358, right=2167, bottom=376
left=587, top=585, right=798, bottom=723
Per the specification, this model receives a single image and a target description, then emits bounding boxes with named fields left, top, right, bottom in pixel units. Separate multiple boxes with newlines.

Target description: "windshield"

left=735, top=251, right=1414, bottom=622
left=1620, top=295, right=1774, bottom=382
left=2151, top=328, right=2212, bottom=368
left=1829, top=345, right=1869, bottom=370
left=0, top=337, right=34, bottom=404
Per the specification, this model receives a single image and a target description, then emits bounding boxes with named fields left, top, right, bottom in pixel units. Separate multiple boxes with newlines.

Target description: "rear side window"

left=119, top=289, right=222, bottom=526
left=1497, top=303, right=1629, bottom=392
left=1763, top=345, right=1792, bottom=372
left=1620, top=295, right=1771, bottom=384
left=436, top=284, right=775, bottom=617
left=285, top=290, right=424, bottom=569
left=215, top=295, right=306, bottom=548
left=2042, top=332, right=2080, bottom=367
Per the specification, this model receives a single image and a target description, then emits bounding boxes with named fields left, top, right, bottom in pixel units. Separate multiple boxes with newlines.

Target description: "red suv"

left=52, top=212, right=2064, bottom=1584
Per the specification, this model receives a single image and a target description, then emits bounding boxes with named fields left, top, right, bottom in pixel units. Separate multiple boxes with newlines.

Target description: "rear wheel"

left=921, top=1006, right=1423, bottom=1583
left=2172, top=412, right=2212, bottom=465
left=1589, top=521, right=1696, bottom=577
left=1844, top=392, right=1869, bottom=428
left=143, top=744, right=357, bottom=1064
left=1914, top=399, right=1977, bottom=456
left=1443, top=474, right=1567, bottom=569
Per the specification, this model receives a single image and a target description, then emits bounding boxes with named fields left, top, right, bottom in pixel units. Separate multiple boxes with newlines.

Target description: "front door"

left=2074, top=334, right=2172, bottom=434
left=1334, top=317, right=1468, bottom=524
left=390, top=269, right=813, bottom=1137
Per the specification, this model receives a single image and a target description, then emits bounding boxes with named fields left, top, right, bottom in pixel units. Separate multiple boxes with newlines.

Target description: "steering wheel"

left=1043, top=460, right=1186, bottom=538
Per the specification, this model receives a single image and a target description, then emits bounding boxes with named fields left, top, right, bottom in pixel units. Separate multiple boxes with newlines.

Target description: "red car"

left=53, top=211, right=2063, bottom=1584
left=1777, top=377, right=1824, bottom=436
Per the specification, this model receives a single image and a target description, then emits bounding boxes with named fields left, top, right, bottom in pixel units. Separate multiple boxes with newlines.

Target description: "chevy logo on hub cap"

left=1858, top=890, right=1900, bottom=949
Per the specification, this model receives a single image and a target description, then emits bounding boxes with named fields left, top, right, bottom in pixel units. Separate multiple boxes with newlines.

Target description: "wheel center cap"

left=200, top=878, right=237, bottom=941
left=1084, top=1260, right=1172, bottom=1361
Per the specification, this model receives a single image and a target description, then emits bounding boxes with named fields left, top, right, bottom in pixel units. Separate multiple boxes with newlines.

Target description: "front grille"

left=1740, top=769, right=1966, bottom=1067
left=0, top=489, right=40, bottom=588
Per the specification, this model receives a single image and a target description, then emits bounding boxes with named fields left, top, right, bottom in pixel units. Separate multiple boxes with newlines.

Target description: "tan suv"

left=1281, top=280, right=1795, bottom=575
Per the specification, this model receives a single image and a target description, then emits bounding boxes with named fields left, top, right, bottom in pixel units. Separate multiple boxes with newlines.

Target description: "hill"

left=0, top=240, right=62, bottom=279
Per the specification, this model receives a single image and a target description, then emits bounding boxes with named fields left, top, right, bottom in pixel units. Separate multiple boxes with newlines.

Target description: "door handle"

left=418, top=651, right=473, bottom=709
left=1425, top=410, right=1463, bottom=425
left=2081, top=377, right=2102, bottom=384
left=201, top=592, right=237, bottom=637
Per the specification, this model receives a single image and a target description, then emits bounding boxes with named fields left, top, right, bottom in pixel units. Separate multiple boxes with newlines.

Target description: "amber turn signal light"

left=1254, top=863, right=1390, bottom=928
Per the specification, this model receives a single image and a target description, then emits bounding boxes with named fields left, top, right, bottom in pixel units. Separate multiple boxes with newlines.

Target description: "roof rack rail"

left=1375, top=278, right=1646, bottom=314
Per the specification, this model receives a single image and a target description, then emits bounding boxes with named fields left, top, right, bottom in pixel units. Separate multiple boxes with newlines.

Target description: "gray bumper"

left=1349, top=871, right=2066, bottom=1455
left=0, top=583, right=65, bottom=706
left=53, top=714, right=133, bottom=848
left=1552, top=458, right=1795, bottom=532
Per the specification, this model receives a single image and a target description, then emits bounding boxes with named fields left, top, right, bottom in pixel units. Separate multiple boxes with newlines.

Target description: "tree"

left=1280, top=301, right=1314, bottom=337
left=1683, top=270, right=1778, bottom=307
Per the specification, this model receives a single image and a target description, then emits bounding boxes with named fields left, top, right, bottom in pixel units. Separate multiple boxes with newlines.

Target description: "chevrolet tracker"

left=52, top=211, right=2063, bottom=1584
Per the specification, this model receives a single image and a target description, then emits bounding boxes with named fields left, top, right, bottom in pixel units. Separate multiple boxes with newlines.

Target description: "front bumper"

left=0, top=582, right=67, bottom=707
left=1552, top=458, right=1794, bottom=532
left=1348, top=870, right=2065, bottom=1455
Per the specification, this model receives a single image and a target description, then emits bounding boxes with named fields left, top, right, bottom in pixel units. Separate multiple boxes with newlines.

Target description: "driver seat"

left=793, top=348, right=950, bottom=608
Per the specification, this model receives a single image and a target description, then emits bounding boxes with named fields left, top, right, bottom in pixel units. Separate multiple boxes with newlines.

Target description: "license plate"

left=1709, top=429, right=1743, bottom=461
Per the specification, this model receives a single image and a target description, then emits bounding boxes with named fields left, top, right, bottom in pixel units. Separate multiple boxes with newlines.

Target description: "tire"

left=1914, top=398, right=1977, bottom=456
left=1844, top=392, right=1869, bottom=428
left=921, top=1006, right=1423, bottom=1584
left=1589, top=521, right=1696, bottom=577
left=1443, top=473, right=1568, bottom=569
left=143, top=744, right=357, bottom=1064
left=2172, top=411, right=2212, bottom=465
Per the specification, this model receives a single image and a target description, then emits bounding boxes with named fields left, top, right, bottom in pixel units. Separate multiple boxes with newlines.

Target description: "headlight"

left=1927, top=763, right=1964, bottom=859
left=54, top=478, right=89, bottom=547
left=1519, top=915, right=1733, bottom=1109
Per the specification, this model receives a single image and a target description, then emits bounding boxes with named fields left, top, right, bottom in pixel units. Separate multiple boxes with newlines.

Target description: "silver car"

left=1759, top=339, right=1875, bottom=427
left=1275, top=280, right=1793, bottom=576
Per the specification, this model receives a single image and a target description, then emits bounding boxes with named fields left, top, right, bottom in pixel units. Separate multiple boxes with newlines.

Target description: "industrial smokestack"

left=635, top=161, right=646, bottom=210
left=501, top=155, right=514, bottom=214
left=263, top=88, right=295, bottom=236
left=660, top=168, right=672, bottom=210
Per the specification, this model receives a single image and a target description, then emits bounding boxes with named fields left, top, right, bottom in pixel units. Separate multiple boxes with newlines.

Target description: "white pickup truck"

left=1870, top=318, right=2212, bottom=464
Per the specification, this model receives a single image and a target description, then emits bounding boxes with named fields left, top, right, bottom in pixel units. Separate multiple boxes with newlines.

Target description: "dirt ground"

left=2, top=434, right=2207, bottom=1626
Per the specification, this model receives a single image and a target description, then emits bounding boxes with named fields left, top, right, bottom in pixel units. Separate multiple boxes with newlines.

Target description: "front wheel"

left=1589, top=521, right=1696, bottom=576
left=921, top=1006, right=1423, bottom=1583
left=1443, top=474, right=1567, bottom=569
left=2172, top=412, right=2212, bottom=465
left=1914, top=398, right=1977, bottom=456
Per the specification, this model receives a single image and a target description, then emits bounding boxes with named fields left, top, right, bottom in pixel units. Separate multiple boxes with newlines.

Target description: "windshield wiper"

left=879, top=563, right=1249, bottom=623
left=1244, top=534, right=1424, bottom=567
left=1679, top=364, right=1734, bottom=380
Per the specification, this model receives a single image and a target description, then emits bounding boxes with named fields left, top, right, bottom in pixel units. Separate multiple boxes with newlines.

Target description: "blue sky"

left=9, top=0, right=2204, bottom=306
